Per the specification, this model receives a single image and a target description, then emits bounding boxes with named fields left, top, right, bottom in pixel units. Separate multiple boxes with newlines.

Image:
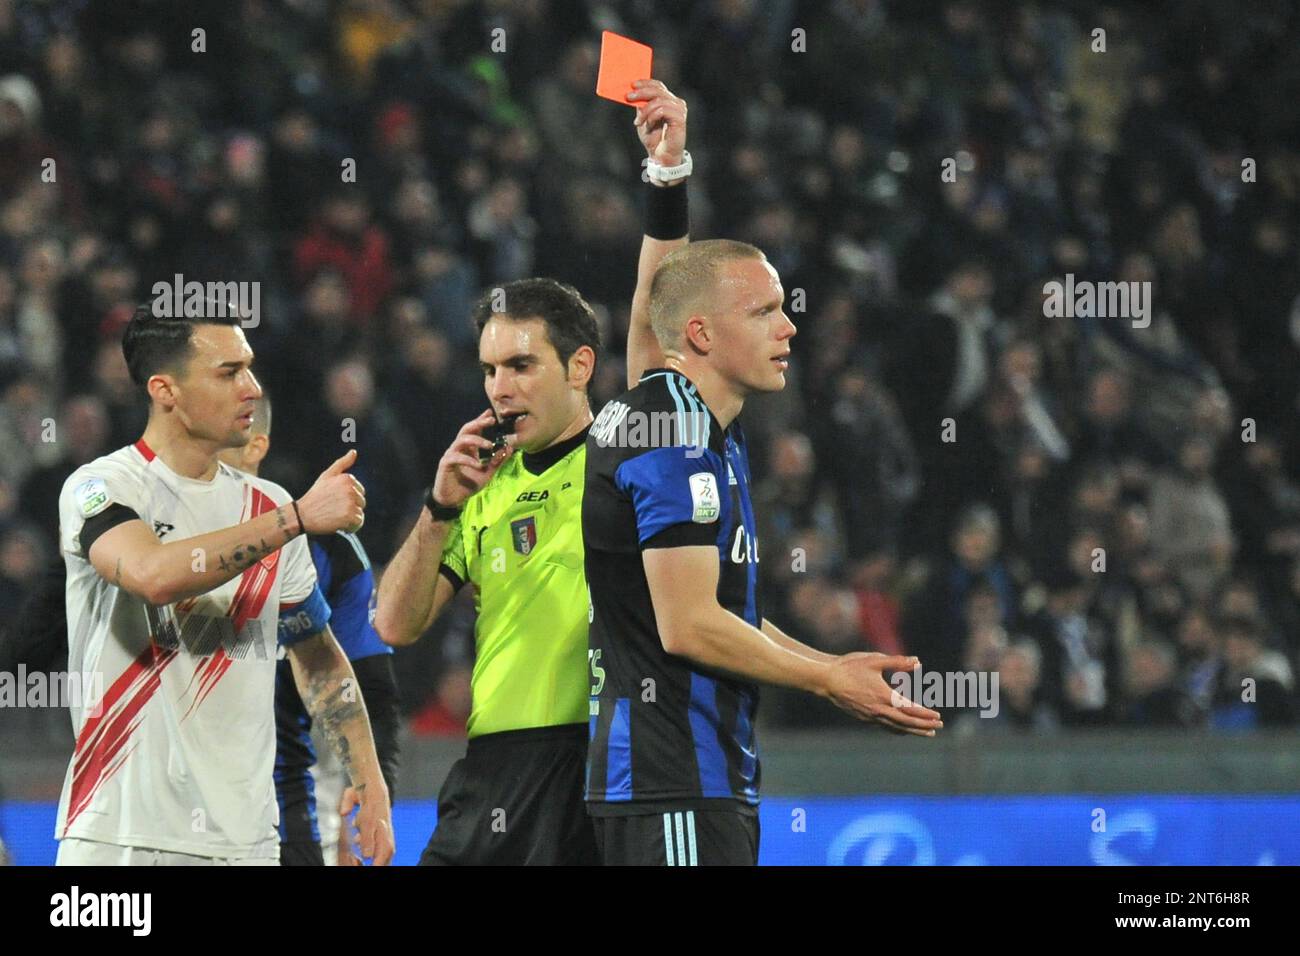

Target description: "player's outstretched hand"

left=629, top=79, right=687, bottom=170
left=297, top=449, right=366, bottom=535
left=825, top=653, right=944, bottom=737
left=430, top=409, right=515, bottom=512
left=343, top=783, right=394, bottom=866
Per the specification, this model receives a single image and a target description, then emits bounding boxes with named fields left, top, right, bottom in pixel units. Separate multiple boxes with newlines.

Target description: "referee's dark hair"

left=471, top=278, right=600, bottom=370
left=122, top=296, right=243, bottom=397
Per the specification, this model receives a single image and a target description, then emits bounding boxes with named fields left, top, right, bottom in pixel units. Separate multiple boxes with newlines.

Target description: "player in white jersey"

left=54, top=299, right=394, bottom=865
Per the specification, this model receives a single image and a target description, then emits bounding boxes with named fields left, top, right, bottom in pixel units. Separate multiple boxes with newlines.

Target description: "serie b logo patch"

left=688, top=473, right=719, bottom=523
left=511, top=516, right=538, bottom=555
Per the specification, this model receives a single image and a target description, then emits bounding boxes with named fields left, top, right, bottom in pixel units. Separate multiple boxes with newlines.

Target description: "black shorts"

left=419, top=723, right=599, bottom=866
left=279, top=840, right=325, bottom=866
left=592, top=807, right=760, bottom=866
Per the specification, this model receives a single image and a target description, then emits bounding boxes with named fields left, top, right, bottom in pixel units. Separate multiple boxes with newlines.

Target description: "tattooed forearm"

left=302, top=676, right=367, bottom=786
left=215, top=537, right=275, bottom=574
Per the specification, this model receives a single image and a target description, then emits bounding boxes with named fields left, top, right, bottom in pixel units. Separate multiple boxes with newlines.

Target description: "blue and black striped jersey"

left=583, top=368, right=762, bottom=815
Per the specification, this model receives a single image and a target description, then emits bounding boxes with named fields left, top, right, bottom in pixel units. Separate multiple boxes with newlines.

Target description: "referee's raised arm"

left=627, top=79, right=691, bottom=386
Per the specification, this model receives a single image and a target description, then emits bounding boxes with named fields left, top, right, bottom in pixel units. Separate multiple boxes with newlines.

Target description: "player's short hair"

left=122, top=297, right=243, bottom=397
left=472, top=278, right=600, bottom=373
left=648, top=239, right=766, bottom=348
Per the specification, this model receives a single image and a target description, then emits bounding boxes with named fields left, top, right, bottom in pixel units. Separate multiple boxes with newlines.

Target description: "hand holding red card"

left=595, top=30, right=653, bottom=105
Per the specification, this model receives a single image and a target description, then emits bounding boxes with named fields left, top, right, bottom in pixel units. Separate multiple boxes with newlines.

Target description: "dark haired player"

left=377, top=277, right=602, bottom=865
left=583, top=238, right=944, bottom=866
left=54, top=301, right=393, bottom=864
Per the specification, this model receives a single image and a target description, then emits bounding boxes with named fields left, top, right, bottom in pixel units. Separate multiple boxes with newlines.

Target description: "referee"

left=375, top=278, right=603, bottom=865
left=375, top=80, right=695, bottom=866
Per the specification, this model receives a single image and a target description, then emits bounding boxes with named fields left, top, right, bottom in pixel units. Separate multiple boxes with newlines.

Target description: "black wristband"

left=645, top=178, right=689, bottom=240
left=290, top=500, right=305, bottom=535
left=425, top=486, right=461, bottom=522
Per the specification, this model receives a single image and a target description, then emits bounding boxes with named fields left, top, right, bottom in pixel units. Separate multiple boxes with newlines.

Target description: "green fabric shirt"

left=440, top=437, right=590, bottom=738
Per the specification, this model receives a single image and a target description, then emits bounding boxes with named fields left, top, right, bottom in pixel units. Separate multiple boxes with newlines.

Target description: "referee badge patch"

left=511, top=516, right=537, bottom=555
left=74, top=477, right=111, bottom=518
left=688, top=473, right=719, bottom=523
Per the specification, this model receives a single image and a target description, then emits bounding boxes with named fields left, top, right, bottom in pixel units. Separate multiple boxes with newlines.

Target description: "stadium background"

left=1, top=0, right=1298, bottom=864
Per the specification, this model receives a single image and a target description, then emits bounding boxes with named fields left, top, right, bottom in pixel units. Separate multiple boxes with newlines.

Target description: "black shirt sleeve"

left=641, top=522, right=719, bottom=550
left=78, top=502, right=142, bottom=556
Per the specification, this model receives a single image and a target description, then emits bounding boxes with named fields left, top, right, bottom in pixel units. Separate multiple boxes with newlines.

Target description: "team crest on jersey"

left=511, top=516, right=537, bottom=555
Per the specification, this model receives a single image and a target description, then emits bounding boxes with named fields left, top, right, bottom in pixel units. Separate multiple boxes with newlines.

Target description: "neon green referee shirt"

left=438, top=428, right=590, bottom=738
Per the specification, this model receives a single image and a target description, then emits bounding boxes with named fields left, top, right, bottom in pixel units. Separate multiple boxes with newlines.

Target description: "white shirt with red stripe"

left=55, top=439, right=317, bottom=859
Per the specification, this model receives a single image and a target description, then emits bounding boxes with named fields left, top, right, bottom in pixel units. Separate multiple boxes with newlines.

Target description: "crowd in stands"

left=2, top=0, right=1297, bottom=733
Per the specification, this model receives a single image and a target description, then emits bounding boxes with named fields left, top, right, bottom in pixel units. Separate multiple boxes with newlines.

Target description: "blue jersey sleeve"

left=310, top=532, right=391, bottom=661
left=330, top=565, right=389, bottom=660
left=614, top=446, right=728, bottom=549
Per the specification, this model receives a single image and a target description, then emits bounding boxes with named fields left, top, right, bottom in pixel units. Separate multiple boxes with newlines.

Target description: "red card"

left=595, top=31, right=653, bottom=106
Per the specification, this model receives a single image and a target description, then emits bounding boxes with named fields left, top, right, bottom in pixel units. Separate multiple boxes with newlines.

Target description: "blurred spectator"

left=1219, top=435, right=1300, bottom=601
left=389, top=324, right=484, bottom=482
left=1210, top=615, right=1297, bottom=730
left=958, top=640, right=1059, bottom=735
left=301, top=356, right=421, bottom=564
left=849, top=553, right=906, bottom=657
left=18, top=393, right=110, bottom=543
left=814, top=368, right=918, bottom=560
left=409, top=663, right=474, bottom=738
left=1176, top=607, right=1221, bottom=723
left=0, top=374, right=56, bottom=490
left=293, top=190, right=395, bottom=323
left=0, top=524, right=44, bottom=624
left=904, top=504, right=1016, bottom=678
left=531, top=39, right=623, bottom=178
left=961, top=582, right=1009, bottom=672
left=1023, top=563, right=1119, bottom=727
left=90, top=339, right=147, bottom=450
left=1120, top=641, right=1189, bottom=727
left=1070, top=366, right=1154, bottom=473
left=927, top=260, right=1008, bottom=418
left=412, top=245, right=480, bottom=348
left=755, top=430, right=844, bottom=601
left=1147, top=433, right=1235, bottom=601
left=466, top=176, right=536, bottom=283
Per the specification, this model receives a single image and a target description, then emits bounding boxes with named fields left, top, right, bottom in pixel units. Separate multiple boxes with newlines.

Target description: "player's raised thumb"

left=324, top=449, right=357, bottom=476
